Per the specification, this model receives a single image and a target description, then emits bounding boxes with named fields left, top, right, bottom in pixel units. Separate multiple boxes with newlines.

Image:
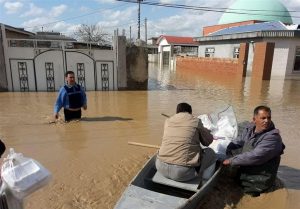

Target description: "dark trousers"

left=64, top=109, right=82, bottom=122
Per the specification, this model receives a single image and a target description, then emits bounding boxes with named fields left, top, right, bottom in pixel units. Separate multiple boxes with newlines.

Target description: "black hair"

left=253, top=105, right=271, bottom=116
left=176, top=103, right=192, bottom=114
left=0, top=140, right=6, bottom=158
left=65, top=71, right=75, bottom=77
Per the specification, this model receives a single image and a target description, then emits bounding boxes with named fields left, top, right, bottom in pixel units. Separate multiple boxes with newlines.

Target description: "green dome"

left=219, top=0, right=293, bottom=24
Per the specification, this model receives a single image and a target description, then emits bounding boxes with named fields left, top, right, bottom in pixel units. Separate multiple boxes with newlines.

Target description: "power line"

left=141, top=0, right=300, bottom=13
left=116, top=0, right=300, bottom=18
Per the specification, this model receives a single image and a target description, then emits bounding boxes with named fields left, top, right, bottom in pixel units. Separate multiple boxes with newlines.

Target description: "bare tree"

left=73, top=24, right=109, bottom=45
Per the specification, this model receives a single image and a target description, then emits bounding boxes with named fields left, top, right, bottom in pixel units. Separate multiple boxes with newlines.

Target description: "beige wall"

left=0, top=26, right=8, bottom=91
left=4, top=37, right=127, bottom=91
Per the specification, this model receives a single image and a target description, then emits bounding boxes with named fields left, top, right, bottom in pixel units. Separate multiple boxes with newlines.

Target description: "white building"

left=192, top=0, right=300, bottom=79
left=156, top=35, right=199, bottom=66
left=0, top=24, right=127, bottom=92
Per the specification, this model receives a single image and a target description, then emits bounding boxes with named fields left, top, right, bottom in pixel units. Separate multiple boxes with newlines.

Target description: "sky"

left=1, top=0, right=300, bottom=40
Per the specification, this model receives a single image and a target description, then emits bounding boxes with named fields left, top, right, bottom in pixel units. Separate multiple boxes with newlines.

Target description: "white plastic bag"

left=198, top=106, right=238, bottom=160
left=1, top=148, right=51, bottom=200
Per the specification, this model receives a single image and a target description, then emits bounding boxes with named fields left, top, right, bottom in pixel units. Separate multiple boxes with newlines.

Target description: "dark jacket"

left=228, top=122, right=284, bottom=166
left=227, top=121, right=285, bottom=193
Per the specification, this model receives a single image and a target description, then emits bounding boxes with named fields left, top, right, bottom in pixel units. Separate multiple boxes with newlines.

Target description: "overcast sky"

left=1, top=0, right=300, bottom=39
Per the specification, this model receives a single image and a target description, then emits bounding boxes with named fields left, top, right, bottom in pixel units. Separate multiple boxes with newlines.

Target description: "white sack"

left=198, top=106, right=238, bottom=160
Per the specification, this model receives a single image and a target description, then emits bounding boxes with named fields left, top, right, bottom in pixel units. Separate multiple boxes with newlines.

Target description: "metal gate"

left=77, top=63, right=86, bottom=89
left=18, top=62, right=29, bottom=92
left=45, top=62, right=55, bottom=91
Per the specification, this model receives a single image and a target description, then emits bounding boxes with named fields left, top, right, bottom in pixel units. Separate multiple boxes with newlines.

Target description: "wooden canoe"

left=114, top=154, right=223, bottom=209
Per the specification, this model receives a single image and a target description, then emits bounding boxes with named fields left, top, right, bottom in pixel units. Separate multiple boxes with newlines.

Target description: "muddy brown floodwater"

left=0, top=63, right=300, bottom=209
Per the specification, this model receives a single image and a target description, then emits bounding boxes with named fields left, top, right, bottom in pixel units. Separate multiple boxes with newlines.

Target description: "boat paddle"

left=161, top=113, right=170, bottom=118
left=128, top=141, right=160, bottom=149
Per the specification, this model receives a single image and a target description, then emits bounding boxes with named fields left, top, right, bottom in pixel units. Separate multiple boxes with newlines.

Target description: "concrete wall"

left=116, top=36, right=127, bottom=89
left=0, top=25, right=8, bottom=91
left=126, top=45, right=148, bottom=90
left=265, top=38, right=300, bottom=77
left=3, top=35, right=127, bottom=91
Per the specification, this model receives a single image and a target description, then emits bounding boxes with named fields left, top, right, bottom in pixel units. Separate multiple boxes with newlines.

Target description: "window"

left=233, top=47, right=240, bottom=58
left=9, top=40, right=17, bottom=47
left=45, top=62, right=55, bottom=92
left=293, top=47, right=300, bottom=71
left=18, top=62, right=29, bottom=92
left=205, top=47, right=215, bottom=57
left=77, top=63, right=86, bottom=89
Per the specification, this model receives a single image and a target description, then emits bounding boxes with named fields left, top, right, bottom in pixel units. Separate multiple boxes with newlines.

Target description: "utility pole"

left=137, top=0, right=143, bottom=40
left=130, top=26, right=132, bottom=43
left=145, top=18, right=147, bottom=44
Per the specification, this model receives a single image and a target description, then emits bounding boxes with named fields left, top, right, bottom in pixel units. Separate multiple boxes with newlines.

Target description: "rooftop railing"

left=7, top=38, right=113, bottom=50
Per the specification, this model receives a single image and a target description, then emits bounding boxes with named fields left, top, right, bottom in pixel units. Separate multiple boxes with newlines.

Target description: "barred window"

left=233, top=47, right=240, bottom=58
left=205, top=47, right=215, bottom=57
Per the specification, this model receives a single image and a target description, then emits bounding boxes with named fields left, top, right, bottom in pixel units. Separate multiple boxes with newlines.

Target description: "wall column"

left=237, top=42, right=249, bottom=77
left=0, top=24, right=9, bottom=91
left=252, top=42, right=275, bottom=80
left=116, top=36, right=127, bottom=90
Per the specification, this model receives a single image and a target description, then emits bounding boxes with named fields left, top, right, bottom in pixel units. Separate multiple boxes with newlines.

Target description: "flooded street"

left=0, top=63, right=300, bottom=209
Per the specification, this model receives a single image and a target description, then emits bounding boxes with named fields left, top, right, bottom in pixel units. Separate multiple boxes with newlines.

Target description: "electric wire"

left=116, top=0, right=300, bottom=18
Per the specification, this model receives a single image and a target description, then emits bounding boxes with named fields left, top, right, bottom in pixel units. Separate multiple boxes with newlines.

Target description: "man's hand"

left=54, top=113, right=59, bottom=119
left=83, top=104, right=87, bottom=110
left=223, top=159, right=231, bottom=166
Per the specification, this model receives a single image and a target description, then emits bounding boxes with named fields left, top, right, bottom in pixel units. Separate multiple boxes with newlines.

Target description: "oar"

left=128, top=141, right=160, bottom=149
left=161, top=113, right=170, bottom=118
left=128, top=114, right=170, bottom=149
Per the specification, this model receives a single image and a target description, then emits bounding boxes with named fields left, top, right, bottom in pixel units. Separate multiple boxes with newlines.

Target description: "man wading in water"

left=223, top=105, right=285, bottom=197
left=54, top=71, right=87, bottom=122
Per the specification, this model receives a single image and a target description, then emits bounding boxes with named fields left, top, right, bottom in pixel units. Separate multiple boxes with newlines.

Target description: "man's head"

left=253, top=105, right=272, bottom=133
left=65, top=71, right=75, bottom=86
left=176, top=103, right=192, bottom=114
left=0, top=140, right=6, bottom=158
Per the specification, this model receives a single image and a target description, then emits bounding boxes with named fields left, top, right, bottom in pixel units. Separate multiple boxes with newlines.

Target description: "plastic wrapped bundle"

left=1, top=149, right=51, bottom=200
left=198, top=106, right=238, bottom=160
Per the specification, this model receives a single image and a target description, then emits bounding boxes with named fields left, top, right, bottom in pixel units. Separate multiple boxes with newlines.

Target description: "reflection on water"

left=0, top=63, right=299, bottom=209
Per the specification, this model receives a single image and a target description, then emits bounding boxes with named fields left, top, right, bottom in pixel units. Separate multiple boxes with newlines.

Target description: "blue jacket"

left=54, top=84, right=87, bottom=113
left=228, top=122, right=284, bottom=166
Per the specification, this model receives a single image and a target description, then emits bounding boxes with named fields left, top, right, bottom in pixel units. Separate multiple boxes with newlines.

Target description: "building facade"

left=0, top=24, right=127, bottom=92
left=177, top=0, right=300, bottom=80
left=156, top=35, right=199, bottom=67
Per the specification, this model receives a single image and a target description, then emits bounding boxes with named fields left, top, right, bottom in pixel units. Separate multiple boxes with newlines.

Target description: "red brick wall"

left=252, top=42, right=275, bottom=80
left=203, top=20, right=263, bottom=36
left=176, top=57, right=239, bottom=75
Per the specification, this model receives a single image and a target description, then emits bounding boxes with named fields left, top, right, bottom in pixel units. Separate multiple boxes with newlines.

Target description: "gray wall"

left=126, top=45, right=148, bottom=90
left=0, top=24, right=8, bottom=91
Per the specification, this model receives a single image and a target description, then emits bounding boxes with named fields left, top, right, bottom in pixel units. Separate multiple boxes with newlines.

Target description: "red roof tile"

left=156, top=35, right=198, bottom=45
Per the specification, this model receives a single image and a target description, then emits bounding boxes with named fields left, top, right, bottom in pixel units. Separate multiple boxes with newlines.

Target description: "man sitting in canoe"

left=223, top=105, right=285, bottom=197
left=156, top=103, right=216, bottom=182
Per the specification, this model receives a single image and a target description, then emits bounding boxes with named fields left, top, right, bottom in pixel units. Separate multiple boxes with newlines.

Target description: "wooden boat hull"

left=114, top=154, right=223, bottom=209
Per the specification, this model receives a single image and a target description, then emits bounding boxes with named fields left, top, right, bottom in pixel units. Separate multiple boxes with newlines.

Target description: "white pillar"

left=1, top=24, right=12, bottom=91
